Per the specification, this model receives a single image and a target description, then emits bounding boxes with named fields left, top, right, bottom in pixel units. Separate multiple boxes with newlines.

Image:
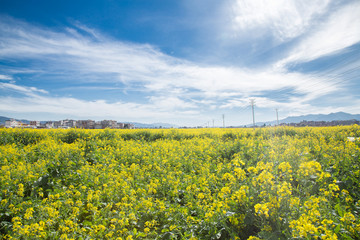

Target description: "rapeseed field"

left=0, top=127, right=359, bottom=239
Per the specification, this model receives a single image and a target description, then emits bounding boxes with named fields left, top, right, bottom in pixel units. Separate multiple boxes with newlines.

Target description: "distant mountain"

left=0, top=116, right=30, bottom=125
left=0, top=116, right=9, bottom=124
left=254, top=112, right=360, bottom=126
left=281, top=112, right=360, bottom=123
left=128, top=122, right=178, bottom=129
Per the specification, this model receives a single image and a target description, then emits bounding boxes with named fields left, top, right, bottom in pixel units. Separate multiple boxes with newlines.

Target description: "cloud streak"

left=0, top=82, right=48, bottom=96
left=0, top=16, right=335, bottom=97
left=0, top=74, right=13, bottom=81
left=231, top=0, right=330, bottom=41
left=0, top=84, right=200, bottom=124
left=277, top=1, right=360, bottom=67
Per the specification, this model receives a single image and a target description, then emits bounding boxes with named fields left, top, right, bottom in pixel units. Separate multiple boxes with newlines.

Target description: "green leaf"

left=83, top=220, right=92, bottom=227
left=162, top=232, right=174, bottom=240
left=138, top=232, right=146, bottom=237
left=335, top=203, right=344, bottom=216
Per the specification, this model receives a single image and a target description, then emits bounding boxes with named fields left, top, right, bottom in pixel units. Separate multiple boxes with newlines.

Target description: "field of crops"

left=0, top=127, right=359, bottom=239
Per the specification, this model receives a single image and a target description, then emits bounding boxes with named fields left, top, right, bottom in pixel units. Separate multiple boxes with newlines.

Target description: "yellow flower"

left=234, top=168, right=246, bottom=180
left=17, top=183, right=24, bottom=197
left=24, top=207, right=34, bottom=220
left=247, top=167, right=258, bottom=174
left=247, top=236, right=261, bottom=240
left=278, top=162, right=292, bottom=174
left=197, top=192, right=205, bottom=199
left=254, top=203, right=269, bottom=218
left=340, top=212, right=356, bottom=222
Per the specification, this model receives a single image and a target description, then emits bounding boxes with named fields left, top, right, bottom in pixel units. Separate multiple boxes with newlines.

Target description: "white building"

left=45, top=121, right=55, bottom=128
left=61, top=119, right=77, bottom=128
left=5, top=119, right=22, bottom=128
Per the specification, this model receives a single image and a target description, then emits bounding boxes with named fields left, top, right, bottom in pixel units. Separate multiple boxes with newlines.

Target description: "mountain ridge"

left=253, top=111, right=360, bottom=126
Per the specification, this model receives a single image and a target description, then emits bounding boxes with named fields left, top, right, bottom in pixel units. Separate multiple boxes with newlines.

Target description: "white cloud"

left=277, top=1, right=360, bottom=66
left=220, top=95, right=312, bottom=112
left=0, top=87, right=201, bottom=125
left=0, top=74, right=13, bottom=80
left=0, top=82, right=48, bottom=95
left=231, top=0, right=330, bottom=41
left=149, top=96, right=197, bottom=111
left=0, top=81, right=197, bottom=123
left=0, top=16, right=337, bottom=101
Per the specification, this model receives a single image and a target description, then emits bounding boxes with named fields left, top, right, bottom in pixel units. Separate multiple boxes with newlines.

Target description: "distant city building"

left=77, top=120, right=95, bottom=129
left=61, top=119, right=77, bottom=128
left=94, top=122, right=102, bottom=129
left=124, top=123, right=135, bottom=129
left=30, top=121, right=41, bottom=127
left=100, top=120, right=118, bottom=129
left=3, top=118, right=137, bottom=129
left=5, top=119, right=22, bottom=128
left=45, top=121, right=55, bottom=128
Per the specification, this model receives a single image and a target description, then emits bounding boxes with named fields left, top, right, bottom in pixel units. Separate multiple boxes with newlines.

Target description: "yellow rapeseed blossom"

left=1, top=127, right=359, bottom=239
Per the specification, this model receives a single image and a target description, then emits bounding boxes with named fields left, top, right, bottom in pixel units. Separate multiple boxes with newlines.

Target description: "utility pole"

left=276, top=108, right=279, bottom=126
left=222, top=114, right=225, bottom=128
left=250, top=99, right=256, bottom=129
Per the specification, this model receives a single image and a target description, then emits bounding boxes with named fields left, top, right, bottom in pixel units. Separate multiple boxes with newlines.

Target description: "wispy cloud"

left=230, top=0, right=330, bottom=41
left=276, top=1, right=360, bottom=67
left=0, top=84, right=200, bottom=124
left=149, top=95, right=198, bottom=111
left=0, top=82, right=48, bottom=96
left=1, top=16, right=336, bottom=99
left=0, top=74, right=13, bottom=81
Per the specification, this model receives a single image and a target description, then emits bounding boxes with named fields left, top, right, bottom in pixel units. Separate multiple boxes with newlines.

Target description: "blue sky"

left=0, top=0, right=360, bottom=126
